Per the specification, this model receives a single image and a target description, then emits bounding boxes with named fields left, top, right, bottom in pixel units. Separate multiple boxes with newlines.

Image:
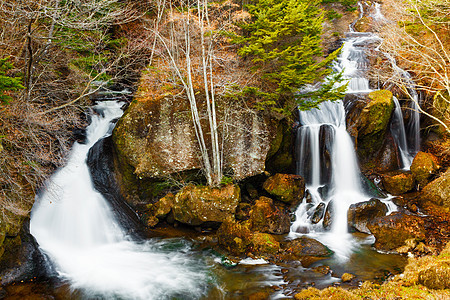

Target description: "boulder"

left=251, top=233, right=280, bottom=255
left=352, top=90, right=395, bottom=161
left=422, top=169, right=450, bottom=208
left=323, top=201, right=334, bottom=230
left=249, top=197, right=291, bottom=234
left=348, top=198, right=388, bottom=234
left=310, top=203, right=326, bottom=224
left=410, top=151, right=440, bottom=188
left=382, top=171, right=415, bottom=195
left=341, top=273, right=356, bottom=282
left=368, top=212, right=426, bottom=251
left=172, top=184, right=240, bottom=226
left=263, top=173, right=305, bottom=205
left=144, top=193, right=175, bottom=227
left=281, top=237, right=333, bottom=265
left=112, top=93, right=275, bottom=182
left=217, top=219, right=252, bottom=255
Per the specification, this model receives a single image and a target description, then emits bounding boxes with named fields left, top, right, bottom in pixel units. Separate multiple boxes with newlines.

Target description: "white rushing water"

left=290, top=1, right=421, bottom=260
left=30, top=101, right=209, bottom=300
left=291, top=101, right=370, bottom=260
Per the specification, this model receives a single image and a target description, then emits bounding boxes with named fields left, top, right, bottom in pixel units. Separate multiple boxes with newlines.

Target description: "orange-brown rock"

left=263, top=173, right=305, bottom=205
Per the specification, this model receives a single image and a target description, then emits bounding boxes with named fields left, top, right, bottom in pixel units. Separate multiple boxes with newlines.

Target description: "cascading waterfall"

left=30, top=101, right=209, bottom=300
left=290, top=1, right=421, bottom=260
left=290, top=101, right=370, bottom=260
left=373, top=2, right=420, bottom=163
left=391, top=96, right=413, bottom=169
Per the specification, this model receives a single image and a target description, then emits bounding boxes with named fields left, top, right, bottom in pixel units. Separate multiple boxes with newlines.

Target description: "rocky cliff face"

left=111, top=82, right=288, bottom=205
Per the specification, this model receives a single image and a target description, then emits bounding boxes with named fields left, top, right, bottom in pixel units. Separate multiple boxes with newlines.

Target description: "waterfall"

left=391, top=96, right=413, bottom=169
left=290, top=1, right=422, bottom=260
left=30, top=101, right=209, bottom=299
left=291, top=101, right=369, bottom=260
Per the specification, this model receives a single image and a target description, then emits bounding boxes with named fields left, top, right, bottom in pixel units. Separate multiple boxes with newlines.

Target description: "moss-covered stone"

left=422, top=168, right=450, bottom=208
left=347, top=198, right=388, bottom=234
left=262, top=173, right=305, bottom=205
left=172, top=184, right=240, bottom=226
left=356, top=90, right=395, bottom=159
left=341, top=273, right=356, bottom=282
left=411, top=151, right=440, bottom=188
left=143, top=192, right=175, bottom=227
left=382, top=170, right=415, bottom=195
left=249, top=196, right=290, bottom=234
left=281, top=236, right=333, bottom=265
left=251, top=233, right=280, bottom=255
left=217, top=219, right=252, bottom=255
left=265, top=120, right=295, bottom=174
left=368, top=212, right=426, bottom=251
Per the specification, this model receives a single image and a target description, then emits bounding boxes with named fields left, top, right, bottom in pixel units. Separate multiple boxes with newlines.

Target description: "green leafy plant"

left=0, top=57, right=24, bottom=104
left=233, top=0, right=346, bottom=114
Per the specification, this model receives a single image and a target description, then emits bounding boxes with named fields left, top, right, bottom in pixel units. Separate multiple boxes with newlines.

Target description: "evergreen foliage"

left=234, top=0, right=347, bottom=113
left=0, top=57, right=23, bottom=104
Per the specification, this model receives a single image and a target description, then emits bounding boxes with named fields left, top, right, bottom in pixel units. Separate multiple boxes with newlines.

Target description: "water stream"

left=24, top=2, right=416, bottom=298
left=290, top=0, right=420, bottom=260
left=30, top=102, right=210, bottom=300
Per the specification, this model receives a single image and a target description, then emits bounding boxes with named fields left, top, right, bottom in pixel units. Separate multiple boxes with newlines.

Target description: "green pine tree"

left=234, top=0, right=347, bottom=113
left=0, top=57, right=24, bottom=104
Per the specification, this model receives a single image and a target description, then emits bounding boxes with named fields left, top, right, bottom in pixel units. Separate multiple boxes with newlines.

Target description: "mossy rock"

left=143, top=192, right=175, bottom=227
left=353, top=16, right=372, bottom=32
left=382, top=170, right=415, bottom=195
left=281, top=236, right=333, bottom=265
left=263, top=173, right=305, bottom=205
left=251, top=233, right=280, bottom=255
left=422, top=168, right=450, bottom=208
left=249, top=196, right=290, bottom=234
left=217, top=219, right=252, bottom=255
left=411, top=151, right=440, bottom=188
left=347, top=198, right=388, bottom=234
left=265, top=120, right=295, bottom=174
left=356, top=90, right=394, bottom=158
left=368, top=212, right=426, bottom=251
left=172, top=184, right=240, bottom=226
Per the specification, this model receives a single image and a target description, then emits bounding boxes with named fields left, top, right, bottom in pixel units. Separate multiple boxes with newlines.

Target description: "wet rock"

left=0, top=220, right=52, bottom=285
left=310, top=203, right=326, bottom=224
left=248, top=291, right=271, bottom=300
left=410, top=151, right=440, bottom=188
left=249, top=197, right=290, bottom=234
left=312, top=265, right=331, bottom=275
left=382, top=171, right=415, bottom=195
left=304, top=190, right=313, bottom=203
left=251, top=233, right=280, bottom=255
left=281, top=237, right=333, bottom=265
left=317, top=185, right=329, bottom=200
left=319, top=125, right=334, bottom=184
left=348, top=198, right=388, bottom=234
left=422, top=168, right=450, bottom=208
left=368, top=212, right=426, bottom=251
left=172, top=184, right=240, bottom=226
left=217, top=219, right=252, bottom=255
left=144, top=193, right=175, bottom=227
left=341, top=273, right=356, bottom=282
left=266, top=120, right=295, bottom=174
left=236, top=203, right=251, bottom=221
left=354, top=90, right=395, bottom=161
left=263, top=173, right=305, bottom=205
left=323, top=201, right=334, bottom=230
left=245, top=183, right=259, bottom=200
